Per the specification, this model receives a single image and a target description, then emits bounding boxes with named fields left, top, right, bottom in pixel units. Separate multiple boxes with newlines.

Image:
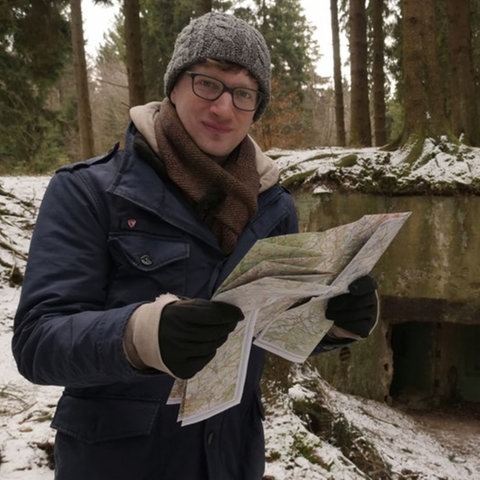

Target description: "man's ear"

left=169, top=88, right=177, bottom=106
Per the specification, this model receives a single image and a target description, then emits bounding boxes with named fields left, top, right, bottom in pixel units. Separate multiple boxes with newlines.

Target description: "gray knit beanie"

left=164, top=12, right=271, bottom=121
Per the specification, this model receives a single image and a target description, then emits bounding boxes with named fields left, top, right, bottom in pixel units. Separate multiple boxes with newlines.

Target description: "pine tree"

left=0, top=0, right=71, bottom=170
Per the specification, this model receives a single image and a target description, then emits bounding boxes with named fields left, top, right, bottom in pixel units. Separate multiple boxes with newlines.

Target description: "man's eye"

left=198, top=79, right=219, bottom=90
left=236, top=89, right=253, bottom=100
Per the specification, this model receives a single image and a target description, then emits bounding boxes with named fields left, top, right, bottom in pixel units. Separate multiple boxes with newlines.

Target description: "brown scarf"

left=154, top=99, right=260, bottom=254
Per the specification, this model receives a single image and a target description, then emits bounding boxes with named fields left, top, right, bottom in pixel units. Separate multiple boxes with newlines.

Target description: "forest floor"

left=402, top=401, right=480, bottom=465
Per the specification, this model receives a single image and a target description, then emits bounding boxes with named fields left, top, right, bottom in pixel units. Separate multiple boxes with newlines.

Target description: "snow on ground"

left=0, top=149, right=479, bottom=479
left=321, top=377, right=480, bottom=478
left=0, top=176, right=62, bottom=479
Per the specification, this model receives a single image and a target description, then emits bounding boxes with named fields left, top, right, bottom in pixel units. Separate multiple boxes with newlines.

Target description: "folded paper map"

left=167, top=212, right=412, bottom=425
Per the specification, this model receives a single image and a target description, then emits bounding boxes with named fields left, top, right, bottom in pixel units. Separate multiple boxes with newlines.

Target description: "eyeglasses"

left=184, top=71, right=263, bottom=112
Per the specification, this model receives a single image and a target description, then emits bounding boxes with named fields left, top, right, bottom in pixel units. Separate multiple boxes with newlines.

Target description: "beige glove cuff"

left=123, top=293, right=178, bottom=375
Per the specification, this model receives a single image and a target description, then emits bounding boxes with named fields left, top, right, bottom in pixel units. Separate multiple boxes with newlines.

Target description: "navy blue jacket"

left=12, top=125, right=299, bottom=480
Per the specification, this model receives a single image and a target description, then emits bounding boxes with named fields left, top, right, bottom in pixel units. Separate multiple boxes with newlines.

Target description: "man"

left=12, top=12, right=378, bottom=480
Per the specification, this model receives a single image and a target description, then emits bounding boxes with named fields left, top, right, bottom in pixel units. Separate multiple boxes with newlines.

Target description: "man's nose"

left=211, top=91, right=235, bottom=111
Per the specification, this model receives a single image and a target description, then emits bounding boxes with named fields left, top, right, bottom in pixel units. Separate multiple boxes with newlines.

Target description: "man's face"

left=170, top=64, right=258, bottom=161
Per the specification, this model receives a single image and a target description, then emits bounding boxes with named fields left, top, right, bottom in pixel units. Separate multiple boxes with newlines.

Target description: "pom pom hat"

left=164, top=12, right=271, bottom=121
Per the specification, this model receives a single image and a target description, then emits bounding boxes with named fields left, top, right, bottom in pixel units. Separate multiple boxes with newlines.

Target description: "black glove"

left=325, top=275, right=379, bottom=338
left=159, top=299, right=244, bottom=379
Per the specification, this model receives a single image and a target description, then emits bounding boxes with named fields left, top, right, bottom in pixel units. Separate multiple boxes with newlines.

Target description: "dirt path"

left=402, top=402, right=480, bottom=472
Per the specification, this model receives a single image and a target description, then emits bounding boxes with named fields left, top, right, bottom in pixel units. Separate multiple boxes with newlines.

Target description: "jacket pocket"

left=109, top=232, right=189, bottom=272
left=108, top=232, right=190, bottom=299
left=51, top=394, right=160, bottom=444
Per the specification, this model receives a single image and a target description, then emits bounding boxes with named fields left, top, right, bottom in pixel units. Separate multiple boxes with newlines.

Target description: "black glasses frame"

left=184, top=71, right=263, bottom=112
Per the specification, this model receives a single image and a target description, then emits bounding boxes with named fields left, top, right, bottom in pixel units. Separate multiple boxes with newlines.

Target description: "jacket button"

left=140, top=254, right=153, bottom=266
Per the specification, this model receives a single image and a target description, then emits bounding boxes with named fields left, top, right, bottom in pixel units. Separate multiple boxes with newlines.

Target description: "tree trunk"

left=124, top=0, right=146, bottom=107
left=349, top=0, right=371, bottom=146
left=197, top=0, right=212, bottom=15
left=330, top=0, right=346, bottom=146
left=371, top=0, right=387, bottom=146
left=402, top=0, right=449, bottom=141
left=447, top=0, right=479, bottom=145
left=70, top=0, right=94, bottom=158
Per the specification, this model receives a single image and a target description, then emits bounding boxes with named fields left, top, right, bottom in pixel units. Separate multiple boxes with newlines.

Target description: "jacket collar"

left=108, top=122, right=285, bottom=254
left=107, top=123, right=220, bottom=249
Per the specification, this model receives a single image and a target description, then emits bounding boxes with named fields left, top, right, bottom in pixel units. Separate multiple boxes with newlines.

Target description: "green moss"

left=291, top=436, right=326, bottom=466
left=280, top=168, right=318, bottom=188
left=289, top=382, right=392, bottom=478
left=332, top=418, right=392, bottom=479
left=337, top=154, right=359, bottom=167
left=403, top=136, right=425, bottom=166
